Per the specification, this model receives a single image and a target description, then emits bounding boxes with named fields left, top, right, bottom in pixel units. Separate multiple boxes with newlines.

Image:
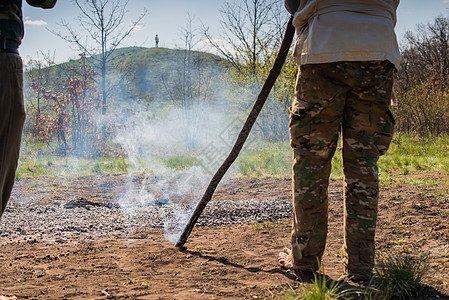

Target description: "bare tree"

left=395, top=15, right=449, bottom=135
left=161, top=14, right=214, bottom=149
left=203, top=0, right=284, bottom=76
left=401, top=16, right=449, bottom=89
left=52, top=0, right=147, bottom=115
left=203, top=0, right=293, bottom=141
left=24, top=52, right=56, bottom=138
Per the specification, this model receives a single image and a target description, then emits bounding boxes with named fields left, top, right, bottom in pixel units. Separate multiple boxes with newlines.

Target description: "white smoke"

left=113, top=101, right=237, bottom=243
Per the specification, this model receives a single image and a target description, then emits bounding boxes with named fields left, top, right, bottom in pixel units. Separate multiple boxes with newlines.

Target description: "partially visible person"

left=155, top=34, right=159, bottom=47
left=278, top=0, right=400, bottom=282
left=0, top=0, right=57, bottom=219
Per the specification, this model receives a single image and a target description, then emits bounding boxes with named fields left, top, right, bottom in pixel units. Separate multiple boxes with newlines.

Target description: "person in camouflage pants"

left=279, top=0, right=400, bottom=282
left=284, top=60, right=395, bottom=280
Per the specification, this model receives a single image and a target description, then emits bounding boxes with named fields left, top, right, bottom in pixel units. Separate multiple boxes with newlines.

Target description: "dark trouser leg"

left=0, top=53, right=26, bottom=217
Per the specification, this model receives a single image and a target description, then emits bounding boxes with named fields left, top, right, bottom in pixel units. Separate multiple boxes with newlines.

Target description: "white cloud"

left=24, top=17, right=47, bottom=26
left=22, top=56, right=49, bottom=70
left=131, top=24, right=144, bottom=31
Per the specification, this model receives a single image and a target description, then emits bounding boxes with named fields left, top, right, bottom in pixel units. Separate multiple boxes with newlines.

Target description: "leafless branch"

left=50, top=0, right=148, bottom=114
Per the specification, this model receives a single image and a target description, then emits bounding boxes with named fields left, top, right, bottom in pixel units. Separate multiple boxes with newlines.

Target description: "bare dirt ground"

left=0, top=173, right=448, bottom=299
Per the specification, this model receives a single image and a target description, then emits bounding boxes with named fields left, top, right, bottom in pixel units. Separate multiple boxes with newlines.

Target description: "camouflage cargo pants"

left=289, top=61, right=395, bottom=277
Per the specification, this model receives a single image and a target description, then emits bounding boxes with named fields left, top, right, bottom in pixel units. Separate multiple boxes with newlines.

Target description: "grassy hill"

left=22, top=46, right=234, bottom=155
left=25, top=46, right=230, bottom=105
left=107, top=47, right=230, bottom=103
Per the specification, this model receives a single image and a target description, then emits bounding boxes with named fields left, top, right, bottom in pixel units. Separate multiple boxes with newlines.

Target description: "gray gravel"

left=0, top=198, right=292, bottom=245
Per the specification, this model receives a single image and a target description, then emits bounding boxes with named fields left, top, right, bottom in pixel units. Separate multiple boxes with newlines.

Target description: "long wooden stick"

left=175, top=16, right=295, bottom=248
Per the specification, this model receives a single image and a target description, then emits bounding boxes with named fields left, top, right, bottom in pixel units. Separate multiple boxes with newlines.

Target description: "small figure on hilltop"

left=155, top=34, right=159, bottom=48
left=279, top=0, right=400, bottom=283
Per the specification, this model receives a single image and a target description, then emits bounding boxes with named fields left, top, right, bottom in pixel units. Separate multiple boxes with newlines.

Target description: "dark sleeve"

left=26, top=0, right=57, bottom=9
left=284, top=0, right=300, bottom=15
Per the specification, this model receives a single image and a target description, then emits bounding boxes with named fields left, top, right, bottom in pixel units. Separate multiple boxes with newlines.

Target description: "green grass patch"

left=290, top=274, right=348, bottom=300
left=371, top=254, right=429, bottom=299
left=17, top=154, right=129, bottom=178
left=282, top=253, right=430, bottom=300
left=16, top=153, right=201, bottom=178
left=330, top=147, right=343, bottom=180
left=16, top=156, right=50, bottom=177
left=283, top=264, right=352, bottom=300
left=236, top=134, right=449, bottom=183
left=379, top=133, right=449, bottom=184
left=16, top=134, right=449, bottom=182
left=161, top=155, right=200, bottom=170
left=84, top=156, right=129, bottom=174
left=237, top=142, right=291, bottom=177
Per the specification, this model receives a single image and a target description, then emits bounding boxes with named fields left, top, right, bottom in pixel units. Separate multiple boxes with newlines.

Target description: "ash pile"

left=0, top=195, right=292, bottom=245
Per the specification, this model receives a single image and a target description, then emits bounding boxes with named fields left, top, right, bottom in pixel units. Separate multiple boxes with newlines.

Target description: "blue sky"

left=21, top=0, right=449, bottom=63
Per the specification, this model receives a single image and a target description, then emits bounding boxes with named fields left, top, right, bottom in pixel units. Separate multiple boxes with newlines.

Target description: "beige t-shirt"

left=292, top=0, right=401, bottom=69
